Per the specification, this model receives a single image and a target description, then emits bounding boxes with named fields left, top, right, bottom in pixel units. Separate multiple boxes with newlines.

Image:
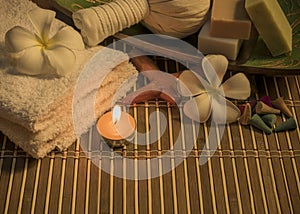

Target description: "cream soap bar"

left=245, top=0, right=292, bottom=56
left=210, top=0, right=251, bottom=40
left=198, top=21, right=243, bottom=60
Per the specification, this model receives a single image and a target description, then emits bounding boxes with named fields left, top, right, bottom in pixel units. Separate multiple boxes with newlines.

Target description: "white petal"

left=202, top=55, right=228, bottom=87
left=28, top=7, right=55, bottom=41
left=225, top=100, right=241, bottom=123
left=211, top=95, right=241, bottom=124
left=44, top=46, right=76, bottom=76
left=183, top=93, right=212, bottom=123
left=222, top=73, right=251, bottom=100
left=13, top=46, right=48, bottom=75
left=177, top=70, right=206, bottom=96
left=48, top=26, right=85, bottom=50
left=5, top=26, right=40, bottom=53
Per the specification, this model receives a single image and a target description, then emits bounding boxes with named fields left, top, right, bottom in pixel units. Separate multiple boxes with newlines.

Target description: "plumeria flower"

left=177, top=55, right=251, bottom=124
left=5, top=7, right=85, bottom=76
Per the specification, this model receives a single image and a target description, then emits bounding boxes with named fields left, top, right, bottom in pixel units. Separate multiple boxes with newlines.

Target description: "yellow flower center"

left=40, top=42, right=48, bottom=49
left=35, top=34, right=49, bottom=49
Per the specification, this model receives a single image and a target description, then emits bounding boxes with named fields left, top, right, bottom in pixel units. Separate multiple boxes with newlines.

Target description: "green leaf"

left=56, top=0, right=113, bottom=12
left=241, top=0, right=300, bottom=70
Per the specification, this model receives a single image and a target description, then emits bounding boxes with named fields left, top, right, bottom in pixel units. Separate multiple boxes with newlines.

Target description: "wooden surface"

left=0, top=56, right=300, bottom=213
left=2, top=2, right=300, bottom=213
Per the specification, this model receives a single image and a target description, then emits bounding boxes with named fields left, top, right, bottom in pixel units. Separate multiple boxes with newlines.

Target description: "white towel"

left=72, top=0, right=210, bottom=46
left=73, top=0, right=149, bottom=46
left=0, top=0, right=138, bottom=158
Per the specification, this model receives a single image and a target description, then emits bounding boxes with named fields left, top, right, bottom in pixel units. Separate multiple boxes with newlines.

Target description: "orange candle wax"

left=97, top=107, right=136, bottom=143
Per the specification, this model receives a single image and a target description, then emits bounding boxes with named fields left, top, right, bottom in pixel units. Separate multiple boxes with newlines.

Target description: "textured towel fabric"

left=0, top=0, right=138, bottom=158
left=73, top=0, right=149, bottom=46
left=0, top=64, right=135, bottom=158
left=0, top=119, right=75, bottom=158
left=72, top=0, right=210, bottom=47
left=0, top=62, right=136, bottom=140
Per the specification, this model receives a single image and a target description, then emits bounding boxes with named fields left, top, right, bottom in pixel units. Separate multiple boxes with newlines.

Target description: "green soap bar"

left=245, top=0, right=292, bottom=56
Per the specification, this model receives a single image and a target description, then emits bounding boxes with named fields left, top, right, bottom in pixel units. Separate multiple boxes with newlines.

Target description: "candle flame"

left=112, top=105, right=121, bottom=124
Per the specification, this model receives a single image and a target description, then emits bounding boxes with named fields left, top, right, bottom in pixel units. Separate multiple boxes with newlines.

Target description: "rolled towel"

left=72, top=0, right=210, bottom=46
left=73, top=0, right=149, bottom=46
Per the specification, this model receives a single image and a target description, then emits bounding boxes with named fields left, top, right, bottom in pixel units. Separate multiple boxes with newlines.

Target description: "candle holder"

left=100, top=134, right=134, bottom=148
left=97, top=106, right=136, bottom=148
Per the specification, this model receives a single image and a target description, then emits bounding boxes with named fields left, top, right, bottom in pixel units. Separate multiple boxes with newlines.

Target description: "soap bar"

left=211, top=0, right=251, bottom=40
left=245, top=0, right=292, bottom=56
left=198, top=21, right=243, bottom=60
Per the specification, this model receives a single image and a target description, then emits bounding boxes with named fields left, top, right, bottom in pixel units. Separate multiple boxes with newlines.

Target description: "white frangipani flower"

left=5, top=7, right=85, bottom=76
left=178, top=55, right=251, bottom=123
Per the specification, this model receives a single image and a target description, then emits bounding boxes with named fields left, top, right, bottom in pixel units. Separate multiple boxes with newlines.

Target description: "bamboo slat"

left=0, top=47, right=300, bottom=214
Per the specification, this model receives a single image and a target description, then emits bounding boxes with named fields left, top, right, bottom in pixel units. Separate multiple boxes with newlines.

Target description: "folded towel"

left=0, top=0, right=138, bottom=158
left=0, top=119, right=74, bottom=158
left=1, top=62, right=136, bottom=143
left=0, top=71, right=135, bottom=158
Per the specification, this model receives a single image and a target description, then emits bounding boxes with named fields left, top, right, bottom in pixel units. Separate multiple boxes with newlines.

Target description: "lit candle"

left=97, top=105, right=136, bottom=147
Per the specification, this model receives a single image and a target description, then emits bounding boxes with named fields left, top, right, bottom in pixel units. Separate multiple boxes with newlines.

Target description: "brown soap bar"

left=198, top=21, right=243, bottom=60
left=210, top=0, right=252, bottom=40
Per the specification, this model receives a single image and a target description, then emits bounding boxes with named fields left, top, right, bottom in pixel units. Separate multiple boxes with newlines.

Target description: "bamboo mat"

left=1, top=1, right=299, bottom=213
left=1, top=56, right=300, bottom=213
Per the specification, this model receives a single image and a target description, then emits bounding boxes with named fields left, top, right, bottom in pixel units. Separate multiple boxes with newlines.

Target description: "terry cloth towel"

left=0, top=0, right=138, bottom=158
left=72, top=0, right=210, bottom=47
left=73, top=0, right=149, bottom=46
